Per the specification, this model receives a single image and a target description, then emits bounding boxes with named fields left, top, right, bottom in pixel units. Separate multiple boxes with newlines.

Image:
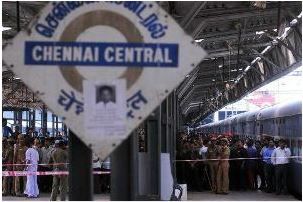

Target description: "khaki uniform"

left=216, top=146, right=230, bottom=193
left=206, top=144, right=220, bottom=192
left=14, top=142, right=28, bottom=196
left=50, top=147, right=68, bottom=201
left=3, top=144, right=14, bottom=195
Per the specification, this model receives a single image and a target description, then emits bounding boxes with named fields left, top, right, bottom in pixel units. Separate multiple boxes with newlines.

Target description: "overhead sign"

left=3, top=1, right=207, bottom=159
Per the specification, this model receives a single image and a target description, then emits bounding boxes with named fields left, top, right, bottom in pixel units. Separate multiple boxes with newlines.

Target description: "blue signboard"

left=25, top=41, right=179, bottom=67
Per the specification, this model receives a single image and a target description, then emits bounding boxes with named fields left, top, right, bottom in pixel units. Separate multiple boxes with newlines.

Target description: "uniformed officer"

left=13, top=136, right=28, bottom=197
left=50, top=140, right=68, bottom=201
left=206, top=137, right=220, bottom=193
left=3, top=138, right=14, bottom=196
left=216, top=138, right=230, bottom=194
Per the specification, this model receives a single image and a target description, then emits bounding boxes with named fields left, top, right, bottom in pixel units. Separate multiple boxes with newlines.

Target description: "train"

left=197, top=100, right=302, bottom=198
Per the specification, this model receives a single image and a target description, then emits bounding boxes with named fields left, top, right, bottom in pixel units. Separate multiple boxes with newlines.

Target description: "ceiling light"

left=2, top=27, right=12, bottom=31
left=256, top=30, right=266, bottom=35
left=195, top=39, right=204, bottom=42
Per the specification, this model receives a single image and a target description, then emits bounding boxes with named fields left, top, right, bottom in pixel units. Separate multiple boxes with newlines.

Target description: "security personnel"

left=50, top=140, right=68, bottom=201
left=206, top=137, right=220, bottom=193
left=13, top=137, right=28, bottom=197
left=216, top=138, right=230, bottom=194
left=3, top=138, right=14, bottom=196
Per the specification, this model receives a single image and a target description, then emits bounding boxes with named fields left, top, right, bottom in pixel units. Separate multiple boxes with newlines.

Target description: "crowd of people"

left=176, top=132, right=292, bottom=195
left=2, top=118, right=111, bottom=200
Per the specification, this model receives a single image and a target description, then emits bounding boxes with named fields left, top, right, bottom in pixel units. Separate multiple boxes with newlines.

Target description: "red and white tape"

left=2, top=171, right=110, bottom=177
left=2, top=163, right=68, bottom=166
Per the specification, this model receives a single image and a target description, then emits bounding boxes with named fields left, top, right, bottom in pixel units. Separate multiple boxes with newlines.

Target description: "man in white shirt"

left=199, top=140, right=208, bottom=159
left=271, top=139, right=291, bottom=195
left=24, top=141, right=40, bottom=198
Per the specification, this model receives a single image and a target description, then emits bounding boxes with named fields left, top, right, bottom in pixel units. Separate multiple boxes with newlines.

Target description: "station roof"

left=2, top=2, right=302, bottom=123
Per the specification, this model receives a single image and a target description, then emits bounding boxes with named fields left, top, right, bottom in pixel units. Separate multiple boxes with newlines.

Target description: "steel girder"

left=185, top=14, right=302, bottom=124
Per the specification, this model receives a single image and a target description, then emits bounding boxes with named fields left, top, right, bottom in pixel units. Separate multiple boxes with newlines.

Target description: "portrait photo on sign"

left=96, top=85, right=116, bottom=105
left=84, top=79, right=126, bottom=137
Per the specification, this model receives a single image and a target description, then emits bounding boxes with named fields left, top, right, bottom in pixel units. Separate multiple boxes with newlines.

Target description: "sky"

left=213, top=66, right=302, bottom=121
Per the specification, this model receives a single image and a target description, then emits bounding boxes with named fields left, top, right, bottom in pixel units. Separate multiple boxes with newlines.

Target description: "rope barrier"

left=2, top=171, right=111, bottom=177
left=2, top=162, right=69, bottom=166
left=3, top=156, right=301, bottom=166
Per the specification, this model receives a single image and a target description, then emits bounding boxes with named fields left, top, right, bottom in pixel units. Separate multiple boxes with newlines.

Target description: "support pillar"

left=56, top=116, right=59, bottom=136
left=52, top=114, right=55, bottom=137
left=111, top=136, right=132, bottom=200
left=68, top=131, right=93, bottom=200
left=32, top=109, right=36, bottom=131
left=17, top=110, right=22, bottom=132
left=42, top=105, right=47, bottom=135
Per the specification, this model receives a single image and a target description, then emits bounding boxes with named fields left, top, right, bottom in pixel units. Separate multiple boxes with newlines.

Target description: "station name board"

left=25, top=41, right=178, bottom=67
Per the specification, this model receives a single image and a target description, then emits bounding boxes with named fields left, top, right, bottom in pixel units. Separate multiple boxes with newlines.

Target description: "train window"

left=283, top=119, right=285, bottom=124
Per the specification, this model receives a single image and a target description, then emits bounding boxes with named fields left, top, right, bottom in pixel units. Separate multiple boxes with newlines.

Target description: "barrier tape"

left=174, top=156, right=302, bottom=162
left=2, top=171, right=111, bottom=177
left=4, top=156, right=301, bottom=166
left=2, top=163, right=68, bottom=166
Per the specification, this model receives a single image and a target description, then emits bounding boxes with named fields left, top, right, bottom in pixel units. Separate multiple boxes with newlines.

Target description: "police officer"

left=3, top=138, right=15, bottom=196
left=50, top=140, right=68, bottom=201
left=206, top=137, right=220, bottom=193
left=216, top=138, right=230, bottom=194
left=14, top=136, right=28, bottom=197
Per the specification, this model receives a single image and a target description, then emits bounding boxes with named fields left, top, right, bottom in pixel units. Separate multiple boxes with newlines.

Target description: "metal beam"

left=251, top=49, right=281, bottom=69
left=192, top=8, right=279, bottom=38
left=180, top=2, right=207, bottom=30
left=177, top=66, right=200, bottom=98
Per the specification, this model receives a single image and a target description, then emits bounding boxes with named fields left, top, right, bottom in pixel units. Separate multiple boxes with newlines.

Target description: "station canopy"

left=3, top=1, right=302, bottom=124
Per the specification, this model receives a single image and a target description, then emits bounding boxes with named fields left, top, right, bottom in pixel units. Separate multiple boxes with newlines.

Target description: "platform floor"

left=187, top=190, right=298, bottom=201
left=2, top=190, right=299, bottom=201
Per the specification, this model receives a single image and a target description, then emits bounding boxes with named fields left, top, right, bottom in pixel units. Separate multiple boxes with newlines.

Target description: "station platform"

left=3, top=190, right=299, bottom=201
left=187, top=191, right=298, bottom=201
